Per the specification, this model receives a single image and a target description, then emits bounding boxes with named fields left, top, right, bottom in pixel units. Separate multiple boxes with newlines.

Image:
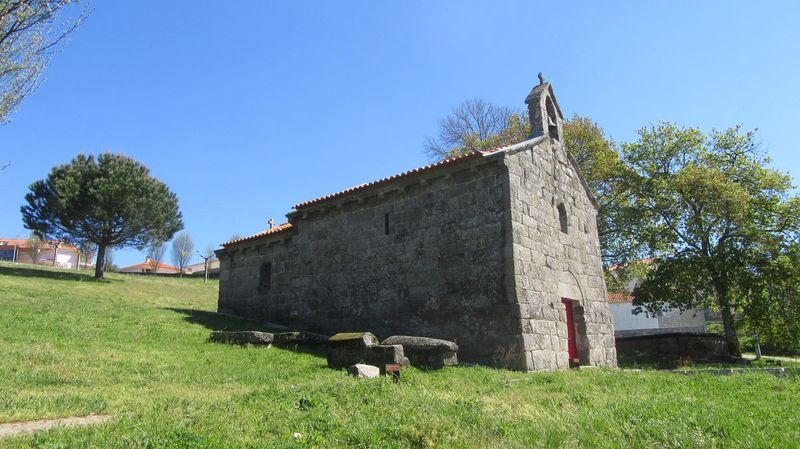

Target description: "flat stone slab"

left=0, top=414, right=113, bottom=439
left=346, top=364, right=380, bottom=378
left=329, top=332, right=379, bottom=345
left=273, top=331, right=329, bottom=346
left=209, top=331, right=273, bottom=345
left=381, top=335, right=458, bottom=368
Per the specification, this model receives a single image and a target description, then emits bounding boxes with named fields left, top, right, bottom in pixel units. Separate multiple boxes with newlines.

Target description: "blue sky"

left=1, top=1, right=798, bottom=268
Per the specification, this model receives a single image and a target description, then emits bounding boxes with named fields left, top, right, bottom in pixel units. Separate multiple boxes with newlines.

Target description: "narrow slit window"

left=557, top=203, right=568, bottom=234
left=258, top=262, right=272, bottom=292
left=384, top=213, right=390, bottom=235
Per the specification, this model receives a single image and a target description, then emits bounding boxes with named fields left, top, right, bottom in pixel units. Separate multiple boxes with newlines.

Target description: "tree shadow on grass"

left=163, top=307, right=328, bottom=358
left=0, top=264, right=109, bottom=282
left=163, top=307, right=273, bottom=332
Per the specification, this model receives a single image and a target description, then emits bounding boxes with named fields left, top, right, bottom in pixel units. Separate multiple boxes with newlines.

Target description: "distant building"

left=608, top=293, right=707, bottom=337
left=119, top=258, right=181, bottom=274
left=0, top=238, right=92, bottom=269
left=607, top=260, right=707, bottom=337
left=184, top=259, right=220, bottom=275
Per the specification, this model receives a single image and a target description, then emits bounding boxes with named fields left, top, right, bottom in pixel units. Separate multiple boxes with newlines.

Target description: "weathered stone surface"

left=365, top=344, right=410, bottom=368
left=216, top=80, right=618, bottom=371
left=327, top=332, right=380, bottom=368
left=273, top=331, right=328, bottom=346
left=381, top=336, right=458, bottom=368
left=346, top=364, right=380, bottom=378
left=209, top=331, right=273, bottom=346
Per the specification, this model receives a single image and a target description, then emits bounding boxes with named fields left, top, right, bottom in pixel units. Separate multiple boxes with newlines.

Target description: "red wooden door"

left=562, top=298, right=578, bottom=362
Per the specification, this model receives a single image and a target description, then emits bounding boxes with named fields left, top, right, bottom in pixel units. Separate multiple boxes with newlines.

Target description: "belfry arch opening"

left=545, top=96, right=559, bottom=140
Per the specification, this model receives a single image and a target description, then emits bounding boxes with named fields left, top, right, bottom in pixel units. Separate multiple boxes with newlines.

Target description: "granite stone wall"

left=501, top=137, right=617, bottom=370
left=218, top=157, right=525, bottom=365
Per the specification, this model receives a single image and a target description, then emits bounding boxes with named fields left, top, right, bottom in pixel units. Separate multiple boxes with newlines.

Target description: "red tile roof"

left=223, top=222, right=293, bottom=247
left=293, top=147, right=508, bottom=210
left=608, top=292, right=634, bottom=303
left=223, top=143, right=517, bottom=248
left=0, top=238, right=78, bottom=252
left=120, top=261, right=180, bottom=272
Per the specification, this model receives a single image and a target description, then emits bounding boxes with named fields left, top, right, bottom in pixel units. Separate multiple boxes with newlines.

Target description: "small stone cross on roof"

left=268, top=218, right=275, bottom=229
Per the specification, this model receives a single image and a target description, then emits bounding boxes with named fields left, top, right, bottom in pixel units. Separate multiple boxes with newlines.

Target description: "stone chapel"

left=216, top=78, right=617, bottom=370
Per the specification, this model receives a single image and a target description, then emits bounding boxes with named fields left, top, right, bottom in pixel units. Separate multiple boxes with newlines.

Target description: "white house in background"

left=0, top=238, right=92, bottom=269
left=607, top=260, right=708, bottom=337
left=608, top=292, right=707, bottom=337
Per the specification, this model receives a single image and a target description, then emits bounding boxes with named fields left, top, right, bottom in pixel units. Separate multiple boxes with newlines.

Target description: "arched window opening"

left=557, top=203, right=568, bottom=233
left=545, top=97, right=559, bottom=140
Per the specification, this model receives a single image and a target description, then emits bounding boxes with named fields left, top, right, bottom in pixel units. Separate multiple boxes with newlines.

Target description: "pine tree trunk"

left=94, top=244, right=106, bottom=279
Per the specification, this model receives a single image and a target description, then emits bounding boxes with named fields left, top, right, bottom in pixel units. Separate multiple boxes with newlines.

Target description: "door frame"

left=561, top=298, right=580, bottom=368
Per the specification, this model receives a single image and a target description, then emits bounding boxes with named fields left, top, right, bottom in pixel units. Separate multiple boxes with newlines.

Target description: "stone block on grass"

left=346, top=364, right=380, bottom=379
left=365, top=344, right=410, bottom=369
left=327, top=332, right=379, bottom=368
left=209, top=331, right=273, bottom=346
left=381, top=335, right=458, bottom=368
left=273, top=331, right=329, bottom=347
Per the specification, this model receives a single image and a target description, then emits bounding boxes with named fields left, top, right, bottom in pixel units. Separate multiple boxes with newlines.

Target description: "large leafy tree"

left=22, top=153, right=184, bottom=279
left=626, top=123, right=800, bottom=356
left=1, top=1, right=87, bottom=124
left=562, top=116, right=643, bottom=267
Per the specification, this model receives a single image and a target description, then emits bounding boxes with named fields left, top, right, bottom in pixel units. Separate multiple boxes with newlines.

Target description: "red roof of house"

left=0, top=238, right=78, bottom=252
left=608, top=292, right=634, bottom=304
left=120, top=261, right=180, bottom=272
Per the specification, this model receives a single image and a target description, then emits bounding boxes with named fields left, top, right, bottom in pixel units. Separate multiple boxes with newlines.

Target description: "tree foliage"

left=102, top=247, right=117, bottom=273
left=424, top=98, right=529, bottom=159
left=25, top=231, right=40, bottom=263
left=147, top=240, right=166, bottom=274
left=21, top=153, right=183, bottom=278
left=0, top=0, right=86, bottom=124
left=562, top=116, right=643, bottom=266
left=75, top=239, right=95, bottom=269
left=737, top=245, right=800, bottom=354
left=627, top=123, right=800, bottom=356
left=171, top=232, right=193, bottom=277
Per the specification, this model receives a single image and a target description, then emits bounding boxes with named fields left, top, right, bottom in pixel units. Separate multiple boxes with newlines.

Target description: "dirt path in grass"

left=0, top=414, right=113, bottom=439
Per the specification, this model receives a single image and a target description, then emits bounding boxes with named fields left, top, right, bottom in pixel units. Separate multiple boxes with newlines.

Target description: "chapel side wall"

left=218, top=236, right=294, bottom=319
left=218, top=159, right=523, bottom=365
left=504, top=139, right=617, bottom=370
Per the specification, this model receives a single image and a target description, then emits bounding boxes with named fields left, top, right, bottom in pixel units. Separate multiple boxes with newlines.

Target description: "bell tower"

left=525, top=73, right=564, bottom=141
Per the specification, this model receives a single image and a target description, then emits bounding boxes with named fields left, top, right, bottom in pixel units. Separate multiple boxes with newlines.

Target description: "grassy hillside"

left=1, top=262, right=798, bottom=448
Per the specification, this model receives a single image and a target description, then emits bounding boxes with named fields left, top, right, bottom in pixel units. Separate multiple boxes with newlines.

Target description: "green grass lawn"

left=1, top=262, right=798, bottom=448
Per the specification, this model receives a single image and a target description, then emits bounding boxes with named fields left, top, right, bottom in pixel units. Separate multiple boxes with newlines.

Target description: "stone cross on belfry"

left=268, top=218, right=275, bottom=229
